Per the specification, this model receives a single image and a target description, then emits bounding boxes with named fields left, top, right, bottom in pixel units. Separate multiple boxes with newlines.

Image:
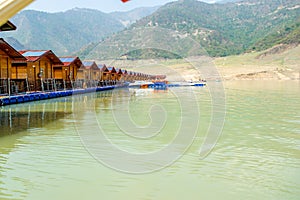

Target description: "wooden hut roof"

left=107, top=67, right=117, bottom=73
left=155, top=75, right=167, bottom=79
left=98, top=64, right=109, bottom=72
left=0, top=38, right=26, bottom=61
left=116, top=68, right=123, bottom=74
left=127, top=71, right=133, bottom=76
left=59, top=56, right=83, bottom=68
left=18, top=50, right=63, bottom=65
left=0, top=21, right=16, bottom=32
left=83, top=61, right=98, bottom=70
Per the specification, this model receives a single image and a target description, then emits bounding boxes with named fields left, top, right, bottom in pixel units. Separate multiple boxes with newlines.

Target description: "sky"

left=26, top=0, right=218, bottom=13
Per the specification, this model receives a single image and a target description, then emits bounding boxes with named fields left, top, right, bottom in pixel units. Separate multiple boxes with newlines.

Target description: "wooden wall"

left=0, top=49, right=11, bottom=79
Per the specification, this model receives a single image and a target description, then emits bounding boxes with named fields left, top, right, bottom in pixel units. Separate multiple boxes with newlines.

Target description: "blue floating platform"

left=23, top=95, right=30, bottom=102
left=1, top=97, right=10, bottom=106
left=0, top=85, right=127, bottom=107
left=193, top=83, right=206, bottom=87
left=56, top=91, right=62, bottom=97
left=16, top=96, right=24, bottom=103
left=40, top=93, right=48, bottom=99
left=29, top=94, right=35, bottom=101
left=49, top=92, right=56, bottom=98
left=34, top=93, right=40, bottom=100
left=9, top=96, right=17, bottom=104
left=67, top=90, right=73, bottom=96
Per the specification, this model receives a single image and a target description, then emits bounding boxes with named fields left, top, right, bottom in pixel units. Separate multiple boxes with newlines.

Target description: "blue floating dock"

left=9, top=96, right=17, bottom=104
left=23, top=95, right=30, bottom=102
left=0, top=97, right=10, bottom=106
left=193, top=83, right=206, bottom=87
left=17, top=95, right=24, bottom=103
left=29, top=94, right=35, bottom=101
left=0, top=84, right=129, bottom=107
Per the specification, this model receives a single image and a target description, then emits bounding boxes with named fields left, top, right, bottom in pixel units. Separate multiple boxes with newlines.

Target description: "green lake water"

left=0, top=81, right=299, bottom=200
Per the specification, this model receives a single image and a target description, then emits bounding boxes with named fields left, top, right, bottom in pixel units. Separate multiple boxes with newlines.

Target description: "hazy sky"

left=26, top=0, right=219, bottom=13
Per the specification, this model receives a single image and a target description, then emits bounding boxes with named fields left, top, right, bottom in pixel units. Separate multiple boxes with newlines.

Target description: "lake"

left=0, top=81, right=299, bottom=200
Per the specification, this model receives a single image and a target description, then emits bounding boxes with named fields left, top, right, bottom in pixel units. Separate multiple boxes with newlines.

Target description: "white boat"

left=128, top=81, right=154, bottom=88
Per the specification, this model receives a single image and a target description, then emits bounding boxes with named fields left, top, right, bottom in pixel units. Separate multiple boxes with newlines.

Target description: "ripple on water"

left=0, top=84, right=299, bottom=200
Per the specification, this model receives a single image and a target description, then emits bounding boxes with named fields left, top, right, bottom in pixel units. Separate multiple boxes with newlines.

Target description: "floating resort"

left=0, top=18, right=205, bottom=107
left=0, top=37, right=171, bottom=106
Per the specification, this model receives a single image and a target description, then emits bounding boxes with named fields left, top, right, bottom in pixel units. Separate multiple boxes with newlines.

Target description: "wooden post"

left=33, top=65, right=36, bottom=91
left=63, top=80, right=66, bottom=91
left=40, top=68, right=44, bottom=92
left=26, top=77, right=30, bottom=92
left=6, top=57, right=10, bottom=96
left=53, top=78, right=57, bottom=91
left=8, top=78, right=10, bottom=96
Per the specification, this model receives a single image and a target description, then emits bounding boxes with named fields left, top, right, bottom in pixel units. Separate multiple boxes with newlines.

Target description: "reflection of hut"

left=15, top=50, right=63, bottom=91
left=0, top=38, right=26, bottom=95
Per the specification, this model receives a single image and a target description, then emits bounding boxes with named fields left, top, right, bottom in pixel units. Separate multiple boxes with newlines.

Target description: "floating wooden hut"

left=121, top=69, right=128, bottom=81
left=98, top=64, right=109, bottom=81
left=81, top=61, right=99, bottom=81
left=14, top=50, right=63, bottom=91
left=126, top=71, right=133, bottom=82
left=75, top=61, right=99, bottom=88
left=116, top=68, right=123, bottom=81
left=76, top=64, right=85, bottom=80
left=107, top=67, right=117, bottom=81
left=58, top=57, right=83, bottom=81
left=54, top=57, right=83, bottom=90
left=0, top=38, right=26, bottom=95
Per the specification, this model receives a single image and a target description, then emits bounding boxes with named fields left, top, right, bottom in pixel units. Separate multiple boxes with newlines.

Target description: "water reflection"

left=0, top=89, right=133, bottom=136
left=0, top=83, right=299, bottom=200
left=0, top=99, right=73, bottom=136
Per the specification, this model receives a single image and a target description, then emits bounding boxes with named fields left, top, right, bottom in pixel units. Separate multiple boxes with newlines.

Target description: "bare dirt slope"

left=97, top=44, right=300, bottom=81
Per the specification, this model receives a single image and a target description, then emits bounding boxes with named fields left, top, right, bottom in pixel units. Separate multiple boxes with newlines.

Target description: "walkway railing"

left=0, top=78, right=127, bottom=96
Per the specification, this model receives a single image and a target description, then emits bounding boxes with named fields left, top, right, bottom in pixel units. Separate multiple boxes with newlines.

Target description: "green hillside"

left=251, top=18, right=300, bottom=51
left=80, top=0, right=300, bottom=59
left=110, top=6, right=160, bottom=27
left=0, top=9, right=125, bottom=55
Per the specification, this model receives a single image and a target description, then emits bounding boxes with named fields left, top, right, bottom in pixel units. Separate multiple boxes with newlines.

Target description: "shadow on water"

left=0, top=89, right=140, bottom=200
left=0, top=89, right=131, bottom=137
left=0, top=101, right=72, bottom=137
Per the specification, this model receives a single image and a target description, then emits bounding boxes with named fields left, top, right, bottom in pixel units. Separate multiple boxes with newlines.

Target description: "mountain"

left=3, top=37, right=27, bottom=50
left=0, top=7, right=161, bottom=56
left=110, top=6, right=160, bottom=27
left=217, top=0, right=241, bottom=3
left=79, top=0, right=300, bottom=59
left=0, top=8, right=125, bottom=56
left=251, top=18, right=300, bottom=52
